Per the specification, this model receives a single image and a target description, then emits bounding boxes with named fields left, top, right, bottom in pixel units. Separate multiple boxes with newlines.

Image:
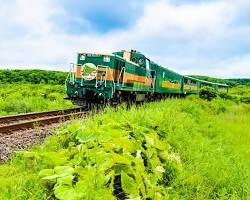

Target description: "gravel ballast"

left=0, top=124, right=60, bottom=162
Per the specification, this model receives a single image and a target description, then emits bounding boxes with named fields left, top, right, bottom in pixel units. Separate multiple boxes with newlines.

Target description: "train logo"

left=81, top=63, right=97, bottom=81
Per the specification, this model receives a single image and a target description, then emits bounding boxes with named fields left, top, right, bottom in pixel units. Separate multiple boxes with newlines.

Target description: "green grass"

left=229, top=85, right=250, bottom=98
left=0, top=97, right=249, bottom=199
left=0, top=83, right=74, bottom=116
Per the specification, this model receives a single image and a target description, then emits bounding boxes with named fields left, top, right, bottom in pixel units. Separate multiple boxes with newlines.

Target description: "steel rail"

left=0, top=108, right=82, bottom=125
left=0, top=108, right=86, bottom=134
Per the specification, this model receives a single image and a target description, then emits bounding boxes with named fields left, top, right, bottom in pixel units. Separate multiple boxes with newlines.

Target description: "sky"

left=0, top=0, right=250, bottom=78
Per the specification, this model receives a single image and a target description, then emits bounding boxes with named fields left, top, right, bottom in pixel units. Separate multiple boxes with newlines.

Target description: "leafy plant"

left=199, top=86, right=218, bottom=101
left=0, top=97, right=249, bottom=199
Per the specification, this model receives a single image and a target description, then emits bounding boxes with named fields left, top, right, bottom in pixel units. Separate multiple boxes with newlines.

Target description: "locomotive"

left=65, top=50, right=228, bottom=106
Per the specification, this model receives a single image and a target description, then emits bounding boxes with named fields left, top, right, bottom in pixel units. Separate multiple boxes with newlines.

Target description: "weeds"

left=0, top=97, right=249, bottom=199
left=0, top=83, right=74, bottom=116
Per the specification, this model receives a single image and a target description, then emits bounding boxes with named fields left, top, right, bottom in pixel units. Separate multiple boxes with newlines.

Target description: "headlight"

left=103, top=56, right=110, bottom=62
left=80, top=54, right=86, bottom=60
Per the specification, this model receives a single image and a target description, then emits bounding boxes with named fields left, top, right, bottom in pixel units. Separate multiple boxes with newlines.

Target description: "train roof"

left=150, top=61, right=183, bottom=77
left=150, top=58, right=228, bottom=87
left=184, top=75, right=228, bottom=87
left=78, top=51, right=114, bottom=56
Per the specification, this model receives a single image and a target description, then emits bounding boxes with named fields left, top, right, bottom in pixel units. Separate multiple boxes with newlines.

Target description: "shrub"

left=240, top=96, right=250, bottom=104
left=199, top=86, right=218, bottom=101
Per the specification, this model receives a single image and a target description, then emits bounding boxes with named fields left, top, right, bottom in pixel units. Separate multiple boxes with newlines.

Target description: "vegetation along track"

left=0, top=108, right=85, bottom=134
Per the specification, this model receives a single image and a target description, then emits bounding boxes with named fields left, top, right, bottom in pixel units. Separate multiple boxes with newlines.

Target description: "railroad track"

left=0, top=108, right=86, bottom=134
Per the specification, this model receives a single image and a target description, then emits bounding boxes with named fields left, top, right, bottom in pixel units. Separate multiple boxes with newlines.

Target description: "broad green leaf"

left=42, top=166, right=74, bottom=180
left=121, top=171, right=140, bottom=198
left=42, top=173, right=67, bottom=180
left=107, top=137, right=138, bottom=153
left=158, top=150, right=169, bottom=161
left=54, top=166, right=74, bottom=175
left=111, top=153, right=132, bottom=165
left=93, top=188, right=116, bottom=200
left=38, top=169, right=54, bottom=177
left=145, top=135, right=155, bottom=146
left=57, top=175, right=74, bottom=186
left=76, top=131, right=96, bottom=143
left=54, top=185, right=83, bottom=200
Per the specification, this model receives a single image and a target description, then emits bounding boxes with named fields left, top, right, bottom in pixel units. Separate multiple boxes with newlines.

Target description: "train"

left=65, top=50, right=228, bottom=106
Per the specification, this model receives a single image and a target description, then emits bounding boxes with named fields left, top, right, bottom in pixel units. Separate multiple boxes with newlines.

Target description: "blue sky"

left=0, top=0, right=250, bottom=78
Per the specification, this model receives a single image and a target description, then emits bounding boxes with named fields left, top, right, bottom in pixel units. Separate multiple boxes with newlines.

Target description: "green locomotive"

left=65, top=50, right=228, bottom=106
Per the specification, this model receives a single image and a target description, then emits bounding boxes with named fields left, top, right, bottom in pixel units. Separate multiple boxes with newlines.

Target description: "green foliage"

left=191, top=75, right=250, bottom=86
left=217, top=85, right=250, bottom=104
left=0, top=69, right=68, bottom=85
left=0, top=83, right=74, bottom=115
left=227, top=78, right=250, bottom=86
left=199, top=85, right=250, bottom=104
left=0, top=98, right=249, bottom=199
left=199, top=86, right=218, bottom=101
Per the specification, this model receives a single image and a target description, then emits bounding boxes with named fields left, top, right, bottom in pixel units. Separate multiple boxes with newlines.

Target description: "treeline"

left=191, top=75, right=250, bottom=86
left=0, top=69, right=249, bottom=86
left=0, top=69, right=68, bottom=85
left=227, top=78, right=250, bottom=86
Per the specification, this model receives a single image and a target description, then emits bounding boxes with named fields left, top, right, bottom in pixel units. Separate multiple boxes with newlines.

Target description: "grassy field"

left=229, top=85, right=250, bottom=98
left=0, top=83, right=74, bottom=116
left=0, top=95, right=249, bottom=199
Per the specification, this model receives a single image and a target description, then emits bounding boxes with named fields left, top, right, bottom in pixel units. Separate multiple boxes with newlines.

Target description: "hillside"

left=0, top=69, right=68, bottom=85
left=0, top=97, right=249, bottom=199
left=227, top=78, right=250, bottom=85
left=190, top=75, right=250, bottom=86
left=0, top=69, right=249, bottom=86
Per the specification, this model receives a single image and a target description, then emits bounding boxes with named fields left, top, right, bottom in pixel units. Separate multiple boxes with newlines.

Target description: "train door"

left=114, top=59, right=125, bottom=86
left=146, top=59, right=155, bottom=91
left=150, top=70, right=156, bottom=91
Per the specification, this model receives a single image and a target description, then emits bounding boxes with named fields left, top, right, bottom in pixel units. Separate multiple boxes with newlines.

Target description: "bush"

left=199, top=86, right=218, bottom=101
left=240, top=96, right=250, bottom=104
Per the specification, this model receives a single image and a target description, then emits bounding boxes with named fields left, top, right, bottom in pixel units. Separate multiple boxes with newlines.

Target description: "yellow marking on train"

left=162, top=81, right=180, bottom=89
left=184, top=84, right=198, bottom=90
left=123, top=51, right=131, bottom=61
left=75, top=65, right=83, bottom=78
left=79, top=66, right=152, bottom=86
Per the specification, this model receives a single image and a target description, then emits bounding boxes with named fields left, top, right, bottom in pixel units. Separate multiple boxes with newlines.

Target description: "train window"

left=163, top=72, right=165, bottom=78
left=131, top=57, right=137, bottom=63
left=79, top=54, right=86, bottom=60
left=146, top=59, right=150, bottom=70
left=103, top=56, right=110, bottom=62
left=139, top=58, right=145, bottom=65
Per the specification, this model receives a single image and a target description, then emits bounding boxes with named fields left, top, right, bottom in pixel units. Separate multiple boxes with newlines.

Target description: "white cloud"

left=136, top=1, right=235, bottom=36
left=218, top=54, right=250, bottom=78
left=13, top=0, right=54, bottom=34
left=0, top=0, right=249, bottom=78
